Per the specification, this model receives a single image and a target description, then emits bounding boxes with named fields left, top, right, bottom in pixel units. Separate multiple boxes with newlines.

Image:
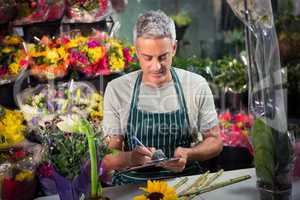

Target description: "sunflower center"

left=147, top=192, right=164, bottom=200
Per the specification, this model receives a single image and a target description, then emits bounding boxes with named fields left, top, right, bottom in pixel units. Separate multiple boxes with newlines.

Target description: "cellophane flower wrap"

left=14, top=0, right=65, bottom=25
left=64, top=31, right=136, bottom=77
left=27, top=36, right=69, bottom=80
left=16, top=80, right=110, bottom=199
left=64, top=0, right=111, bottom=23
left=0, top=105, right=43, bottom=200
left=0, top=35, right=28, bottom=83
left=0, top=0, right=17, bottom=24
left=227, top=0, right=295, bottom=194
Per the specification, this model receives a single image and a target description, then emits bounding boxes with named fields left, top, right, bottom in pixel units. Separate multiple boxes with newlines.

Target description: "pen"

left=132, top=136, right=153, bottom=154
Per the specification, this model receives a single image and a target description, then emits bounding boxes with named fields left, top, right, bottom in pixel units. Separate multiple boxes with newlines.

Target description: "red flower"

left=2, top=177, right=17, bottom=200
left=14, top=150, right=26, bottom=159
left=219, top=111, right=232, bottom=122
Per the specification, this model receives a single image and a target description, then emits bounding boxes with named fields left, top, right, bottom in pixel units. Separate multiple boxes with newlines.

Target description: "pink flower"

left=38, top=163, right=54, bottom=177
left=0, top=67, right=8, bottom=77
left=95, top=55, right=110, bottom=75
left=123, top=47, right=133, bottom=66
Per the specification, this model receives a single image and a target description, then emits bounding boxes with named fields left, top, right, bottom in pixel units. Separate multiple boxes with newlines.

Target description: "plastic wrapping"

left=63, top=31, right=136, bottom=77
left=63, top=0, right=112, bottom=23
left=0, top=0, right=17, bottom=24
left=27, top=36, right=69, bottom=80
left=0, top=35, right=28, bottom=84
left=14, top=0, right=65, bottom=25
left=0, top=139, right=43, bottom=200
left=227, top=0, right=294, bottom=195
left=15, top=80, right=99, bottom=127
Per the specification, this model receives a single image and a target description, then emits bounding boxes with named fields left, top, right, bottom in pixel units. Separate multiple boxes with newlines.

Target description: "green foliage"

left=213, top=57, right=247, bottom=92
left=251, top=118, right=275, bottom=186
left=251, top=118, right=294, bottom=189
left=171, top=12, right=192, bottom=27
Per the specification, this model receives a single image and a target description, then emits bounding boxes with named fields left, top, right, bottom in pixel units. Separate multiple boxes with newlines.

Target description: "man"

left=102, top=10, right=222, bottom=185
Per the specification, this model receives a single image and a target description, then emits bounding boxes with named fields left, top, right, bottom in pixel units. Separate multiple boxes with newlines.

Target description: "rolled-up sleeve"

left=103, top=83, right=124, bottom=136
left=196, top=82, right=219, bottom=135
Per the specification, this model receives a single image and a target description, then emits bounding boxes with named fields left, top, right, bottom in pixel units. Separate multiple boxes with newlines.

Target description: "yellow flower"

left=134, top=180, right=178, bottom=200
left=66, top=36, right=87, bottom=49
left=109, top=53, right=125, bottom=72
left=46, top=49, right=60, bottom=63
left=3, top=36, right=22, bottom=46
left=15, top=170, right=34, bottom=182
left=0, top=108, right=25, bottom=148
left=2, top=47, right=13, bottom=54
left=87, top=46, right=103, bottom=62
left=8, top=63, right=21, bottom=75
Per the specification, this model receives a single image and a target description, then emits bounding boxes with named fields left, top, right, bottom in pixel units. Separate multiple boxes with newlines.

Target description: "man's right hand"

left=129, top=146, right=155, bottom=166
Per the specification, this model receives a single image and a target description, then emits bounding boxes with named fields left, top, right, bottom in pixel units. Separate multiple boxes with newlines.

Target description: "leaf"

left=251, top=118, right=275, bottom=186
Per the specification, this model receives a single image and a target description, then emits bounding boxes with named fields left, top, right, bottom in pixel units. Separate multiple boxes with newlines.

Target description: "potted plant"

left=171, top=12, right=192, bottom=41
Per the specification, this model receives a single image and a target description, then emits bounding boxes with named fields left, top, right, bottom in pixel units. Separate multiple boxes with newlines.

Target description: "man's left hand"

left=160, top=147, right=189, bottom=172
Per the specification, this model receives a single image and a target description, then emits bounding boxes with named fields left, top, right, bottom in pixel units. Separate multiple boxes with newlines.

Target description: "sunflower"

left=133, top=180, right=178, bottom=200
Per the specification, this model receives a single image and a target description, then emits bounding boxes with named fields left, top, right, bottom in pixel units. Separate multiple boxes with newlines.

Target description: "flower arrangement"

left=0, top=35, right=27, bottom=81
left=0, top=149, right=37, bottom=200
left=18, top=81, right=102, bottom=127
left=14, top=0, right=65, bottom=25
left=0, top=0, right=17, bottom=23
left=0, top=105, right=26, bottom=149
left=65, top=32, right=136, bottom=77
left=219, top=111, right=254, bottom=155
left=64, top=0, right=109, bottom=23
left=17, top=80, right=111, bottom=199
left=27, top=36, right=69, bottom=80
left=134, top=180, right=178, bottom=200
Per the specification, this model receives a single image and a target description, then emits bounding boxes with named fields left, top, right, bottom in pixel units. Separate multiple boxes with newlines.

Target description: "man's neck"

left=142, top=71, right=172, bottom=88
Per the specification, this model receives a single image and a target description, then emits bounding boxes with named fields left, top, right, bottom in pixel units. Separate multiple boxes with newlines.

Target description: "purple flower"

left=87, top=40, right=101, bottom=48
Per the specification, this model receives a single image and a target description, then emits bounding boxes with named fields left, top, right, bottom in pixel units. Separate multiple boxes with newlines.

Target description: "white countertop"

left=35, top=168, right=300, bottom=200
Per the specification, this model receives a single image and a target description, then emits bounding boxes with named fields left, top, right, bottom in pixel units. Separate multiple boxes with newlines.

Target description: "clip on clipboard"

left=118, top=157, right=180, bottom=173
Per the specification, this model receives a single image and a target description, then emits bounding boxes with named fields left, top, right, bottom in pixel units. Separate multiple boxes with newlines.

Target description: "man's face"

left=135, top=37, right=176, bottom=87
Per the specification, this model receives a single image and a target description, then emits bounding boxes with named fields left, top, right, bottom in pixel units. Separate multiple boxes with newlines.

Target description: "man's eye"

left=159, top=55, right=167, bottom=62
left=144, top=56, right=152, bottom=61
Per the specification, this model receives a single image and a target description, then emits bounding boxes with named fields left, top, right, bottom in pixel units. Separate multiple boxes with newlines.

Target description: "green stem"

left=87, top=135, right=99, bottom=197
left=179, top=175, right=251, bottom=197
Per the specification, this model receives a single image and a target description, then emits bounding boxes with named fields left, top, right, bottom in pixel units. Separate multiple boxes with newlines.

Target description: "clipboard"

left=118, top=157, right=180, bottom=173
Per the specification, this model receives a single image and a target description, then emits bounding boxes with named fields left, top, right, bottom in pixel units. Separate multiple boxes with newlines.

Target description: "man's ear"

left=172, top=40, right=178, bottom=56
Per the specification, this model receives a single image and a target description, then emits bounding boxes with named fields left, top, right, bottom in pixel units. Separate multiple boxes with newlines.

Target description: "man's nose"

left=152, top=58, right=162, bottom=71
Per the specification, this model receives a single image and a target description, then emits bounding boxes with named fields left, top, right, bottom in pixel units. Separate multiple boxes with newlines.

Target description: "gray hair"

left=133, top=10, right=176, bottom=43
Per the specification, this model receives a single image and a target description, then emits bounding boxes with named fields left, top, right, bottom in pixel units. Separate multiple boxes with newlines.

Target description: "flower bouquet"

left=65, top=31, right=136, bottom=77
left=16, top=80, right=101, bottom=127
left=0, top=105, right=43, bottom=200
left=64, top=0, right=111, bottom=23
left=0, top=105, right=26, bottom=149
left=0, top=0, right=17, bottom=24
left=16, top=80, right=111, bottom=199
left=219, top=111, right=254, bottom=155
left=227, top=0, right=295, bottom=199
left=14, top=0, right=65, bottom=25
left=0, top=150, right=37, bottom=200
left=27, top=36, right=69, bottom=80
left=0, top=35, right=28, bottom=84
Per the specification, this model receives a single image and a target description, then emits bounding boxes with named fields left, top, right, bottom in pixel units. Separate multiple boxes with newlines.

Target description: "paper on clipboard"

left=118, top=157, right=180, bottom=173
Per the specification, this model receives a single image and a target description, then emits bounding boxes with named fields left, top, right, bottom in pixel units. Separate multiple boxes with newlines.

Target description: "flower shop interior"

left=0, top=0, right=300, bottom=200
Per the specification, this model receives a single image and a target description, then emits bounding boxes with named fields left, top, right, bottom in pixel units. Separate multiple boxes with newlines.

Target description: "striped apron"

left=112, top=68, right=201, bottom=185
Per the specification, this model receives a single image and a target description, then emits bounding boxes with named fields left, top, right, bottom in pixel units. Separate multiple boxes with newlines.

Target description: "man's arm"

left=181, top=125, right=223, bottom=161
left=161, top=125, right=223, bottom=172
left=102, top=135, right=155, bottom=172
